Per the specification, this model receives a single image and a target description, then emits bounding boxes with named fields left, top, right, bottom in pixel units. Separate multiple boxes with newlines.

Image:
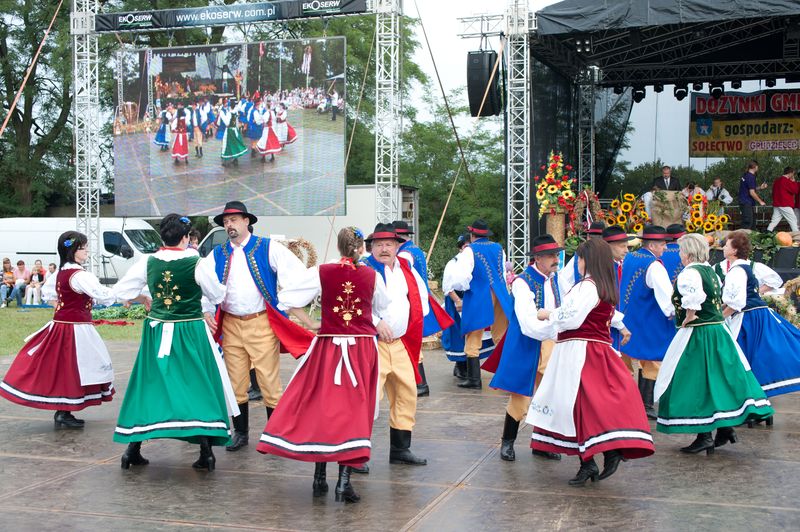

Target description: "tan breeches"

left=222, top=313, right=282, bottom=408
left=193, top=126, right=203, bottom=147
left=465, top=293, right=509, bottom=358
left=506, top=340, right=555, bottom=421
left=378, top=340, right=417, bottom=431
left=621, top=354, right=661, bottom=380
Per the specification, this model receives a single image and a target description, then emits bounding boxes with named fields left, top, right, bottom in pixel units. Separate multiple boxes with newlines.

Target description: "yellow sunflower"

left=703, top=221, right=714, bottom=232
left=606, top=217, right=617, bottom=226
left=686, top=221, right=695, bottom=231
left=620, top=201, right=633, bottom=212
left=617, top=214, right=627, bottom=225
left=693, top=193, right=704, bottom=202
left=536, top=189, right=546, bottom=200
left=562, top=190, right=575, bottom=199
left=719, top=214, right=729, bottom=224
left=707, top=214, right=717, bottom=223
left=547, top=185, right=558, bottom=194
left=715, top=223, right=724, bottom=231
left=691, top=211, right=703, bottom=221
left=633, top=223, right=643, bottom=232
left=623, top=193, right=635, bottom=201
left=611, top=199, right=620, bottom=209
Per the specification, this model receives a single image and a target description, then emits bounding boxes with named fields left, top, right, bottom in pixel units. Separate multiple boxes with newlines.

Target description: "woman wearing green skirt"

left=113, top=214, right=237, bottom=471
left=655, top=233, right=773, bottom=454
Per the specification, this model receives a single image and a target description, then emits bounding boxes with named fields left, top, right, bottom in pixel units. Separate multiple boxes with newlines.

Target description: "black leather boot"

left=389, top=427, right=427, bottom=465
left=598, top=450, right=623, bottom=480
left=192, top=436, right=216, bottom=471
left=351, top=462, right=369, bottom=474
left=453, top=361, right=467, bottom=380
left=199, top=146, right=204, bottom=158
left=532, top=449, right=562, bottom=460
left=642, top=378, right=657, bottom=420
left=568, top=458, right=599, bottom=486
left=500, top=413, right=519, bottom=462
left=312, top=462, right=328, bottom=497
left=54, top=410, right=84, bottom=429
left=226, top=402, right=249, bottom=452
left=680, top=432, right=715, bottom=455
left=416, top=362, right=430, bottom=397
left=714, top=426, right=738, bottom=448
left=266, top=406, right=274, bottom=419
left=457, top=357, right=482, bottom=389
left=247, top=368, right=262, bottom=401
left=334, top=465, right=360, bottom=503
left=121, top=442, right=149, bottom=469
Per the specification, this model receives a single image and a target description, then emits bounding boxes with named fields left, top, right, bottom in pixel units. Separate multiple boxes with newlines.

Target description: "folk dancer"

left=0, top=232, right=116, bottom=428
left=662, top=224, right=686, bottom=284
left=655, top=234, right=773, bottom=454
left=200, top=202, right=314, bottom=453
left=482, top=235, right=564, bottom=462
left=153, top=104, right=173, bottom=151
left=113, top=215, right=237, bottom=471
left=255, top=105, right=282, bottom=163
left=220, top=112, right=248, bottom=167
left=558, top=221, right=605, bottom=294
left=448, top=219, right=513, bottom=389
left=362, top=223, right=430, bottom=466
left=257, top=228, right=389, bottom=503
left=394, top=220, right=455, bottom=397
left=273, top=103, right=298, bottom=146
left=170, top=102, right=190, bottom=165
left=618, top=225, right=676, bottom=419
left=528, top=239, right=654, bottom=486
left=191, top=101, right=204, bottom=158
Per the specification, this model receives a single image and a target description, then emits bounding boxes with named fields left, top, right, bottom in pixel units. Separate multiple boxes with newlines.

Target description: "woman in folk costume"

left=113, top=214, right=237, bottom=471
left=171, top=103, right=190, bottom=164
left=721, top=230, right=800, bottom=415
left=655, top=233, right=774, bottom=454
left=527, top=239, right=654, bottom=486
left=215, top=100, right=228, bottom=140
left=0, top=232, right=116, bottom=429
left=257, top=227, right=389, bottom=503
left=273, top=103, right=297, bottom=146
left=220, top=111, right=248, bottom=167
left=153, top=104, right=173, bottom=151
left=255, top=104, right=282, bottom=162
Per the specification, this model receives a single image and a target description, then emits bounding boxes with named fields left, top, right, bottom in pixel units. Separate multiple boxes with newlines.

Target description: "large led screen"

left=113, top=38, right=346, bottom=217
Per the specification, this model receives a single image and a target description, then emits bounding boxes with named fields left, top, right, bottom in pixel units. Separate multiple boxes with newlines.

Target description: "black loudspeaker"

left=467, top=51, right=502, bottom=117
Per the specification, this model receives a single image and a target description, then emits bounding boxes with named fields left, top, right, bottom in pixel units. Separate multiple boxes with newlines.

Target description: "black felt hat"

left=364, top=223, right=404, bottom=243
left=527, top=234, right=565, bottom=256
left=602, top=225, right=634, bottom=242
left=667, top=223, right=687, bottom=239
left=467, top=219, right=493, bottom=237
left=214, top=200, right=258, bottom=226
left=392, top=220, right=414, bottom=235
left=641, top=225, right=670, bottom=241
left=587, top=221, right=606, bottom=235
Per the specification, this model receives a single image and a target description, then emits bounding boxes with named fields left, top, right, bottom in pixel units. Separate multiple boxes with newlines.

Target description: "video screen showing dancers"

left=113, top=38, right=346, bottom=217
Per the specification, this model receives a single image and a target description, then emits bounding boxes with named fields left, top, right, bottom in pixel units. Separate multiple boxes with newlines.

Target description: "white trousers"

left=767, top=206, right=799, bottom=232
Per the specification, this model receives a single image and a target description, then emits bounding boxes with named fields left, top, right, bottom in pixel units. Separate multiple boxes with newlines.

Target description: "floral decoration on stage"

left=573, top=187, right=604, bottom=234
left=534, top=151, right=577, bottom=218
left=605, top=192, right=650, bottom=233
left=684, top=193, right=730, bottom=233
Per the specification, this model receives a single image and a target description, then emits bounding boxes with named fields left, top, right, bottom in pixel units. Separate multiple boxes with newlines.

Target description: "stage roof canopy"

left=530, top=0, right=800, bottom=86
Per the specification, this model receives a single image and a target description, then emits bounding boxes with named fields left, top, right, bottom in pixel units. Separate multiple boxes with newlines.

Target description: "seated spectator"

left=767, top=166, right=799, bottom=232
left=25, top=260, right=47, bottom=305
left=188, top=228, right=201, bottom=250
left=46, top=263, right=57, bottom=279
left=1, top=259, right=21, bottom=308
left=681, top=181, right=706, bottom=201
left=13, top=259, right=31, bottom=302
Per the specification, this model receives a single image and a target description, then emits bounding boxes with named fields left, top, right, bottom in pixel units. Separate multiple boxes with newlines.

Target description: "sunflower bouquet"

left=534, top=151, right=577, bottom=218
left=685, top=193, right=730, bottom=233
left=605, top=192, right=650, bottom=233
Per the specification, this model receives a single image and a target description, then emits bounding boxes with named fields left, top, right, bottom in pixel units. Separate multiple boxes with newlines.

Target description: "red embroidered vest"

left=557, top=299, right=614, bottom=344
left=318, top=263, right=377, bottom=336
left=54, top=269, right=93, bottom=323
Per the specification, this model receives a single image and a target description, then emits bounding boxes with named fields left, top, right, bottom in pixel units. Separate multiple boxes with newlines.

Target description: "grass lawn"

left=298, top=108, right=344, bottom=134
left=0, top=308, right=143, bottom=357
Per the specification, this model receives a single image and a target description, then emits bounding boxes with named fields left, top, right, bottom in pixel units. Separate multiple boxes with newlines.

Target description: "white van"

left=0, top=218, right=162, bottom=284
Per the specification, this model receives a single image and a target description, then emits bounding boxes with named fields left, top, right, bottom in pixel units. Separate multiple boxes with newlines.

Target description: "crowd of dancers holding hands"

left=2, top=200, right=799, bottom=503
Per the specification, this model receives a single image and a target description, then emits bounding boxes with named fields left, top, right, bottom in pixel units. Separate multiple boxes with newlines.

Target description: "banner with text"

left=689, top=89, right=800, bottom=157
left=95, top=0, right=368, bottom=33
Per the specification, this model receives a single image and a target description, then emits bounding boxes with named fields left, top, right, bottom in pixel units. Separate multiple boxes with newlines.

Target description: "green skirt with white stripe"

left=114, top=318, right=231, bottom=446
left=656, top=323, right=774, bottom=434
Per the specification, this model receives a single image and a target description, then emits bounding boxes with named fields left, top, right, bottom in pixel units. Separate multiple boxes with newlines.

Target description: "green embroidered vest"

left=147, top=256, right=203, bottom=320
left=672, top=264, right=724, bottom=327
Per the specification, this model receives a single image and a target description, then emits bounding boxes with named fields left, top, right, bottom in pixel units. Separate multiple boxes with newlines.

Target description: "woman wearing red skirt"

left=257, top=227, right=390, bottom=503
left=0, top=231, right=118, bottom=428
left=528, top=238, right=654, bottom=486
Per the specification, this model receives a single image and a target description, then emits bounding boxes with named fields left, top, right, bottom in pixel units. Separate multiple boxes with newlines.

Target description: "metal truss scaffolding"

left=576, top=68, right=596, bottom=192
left=374, top=0, right=400, bottom=223
left=505, top=1, right=531, bottom=270
left=71, top=0, right=101, bottom=274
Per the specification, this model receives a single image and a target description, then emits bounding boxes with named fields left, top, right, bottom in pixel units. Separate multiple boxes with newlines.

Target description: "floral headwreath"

left=63, top=239, right=73, bottom=248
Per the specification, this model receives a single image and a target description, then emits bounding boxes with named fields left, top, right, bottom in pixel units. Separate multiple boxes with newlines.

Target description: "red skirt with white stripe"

left=256, top=336, right=378, bottom=465
left=171, top=132, right=189, bottom=160
left=0, top=322, right=114, bottom=411
left=531, top=341, right=654, bottom=461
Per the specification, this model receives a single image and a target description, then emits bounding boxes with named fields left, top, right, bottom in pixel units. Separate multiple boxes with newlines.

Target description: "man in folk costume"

left=191, top=101, right=204, bottom=159
left=246, top=98, right=264, bottom=156
left=200, top=201, right=315, bottom=452
left=602, top=225, right=634, bottom=352
left=619, top=225, right=676, bottom=420
left=393, top=220, right=455, bottom=397
left=362, top=223, right=430, bottom=466
left=559, top=222, right=605, bottom=294
left=448, top=219, right=513, bottom=389
left=663, top=224, right=686, bottom=284
left=482, top=235, right=563, bottom=462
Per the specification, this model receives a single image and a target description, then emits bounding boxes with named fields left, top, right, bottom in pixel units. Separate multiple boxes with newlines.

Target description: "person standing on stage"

left=113, top=215, right=236, bottom=471
left=662, top=224, right=686, bottom=284
left=767, top=166, right=800, bottom=232
left=559, top=221, right=605, bottom=294
left=738, top=160, right=767, bottom=230
left=394, top=220, right=454, bottom=397
left=0, top=232, right=116, bottom=428
left=619, top=225, right=676, bottom=420
left=200, top=201, right=314, bottom=453
left=482, top=234, right=563, bottom=462
left=528, top=239, right=652, bottom=486
left=258, top=227, right=390, bottom=503
left=655, top=233, right=773, bottom=454
left=362, top=223, right=430, bottom=466
left=448, top=219, right=514, bottom=389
